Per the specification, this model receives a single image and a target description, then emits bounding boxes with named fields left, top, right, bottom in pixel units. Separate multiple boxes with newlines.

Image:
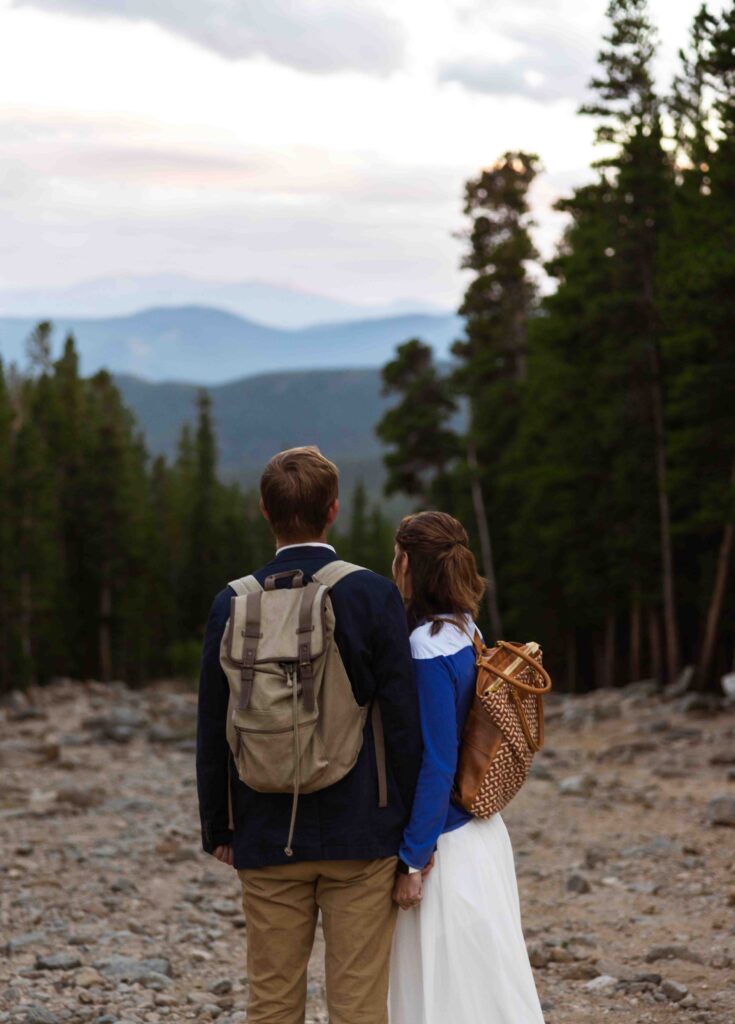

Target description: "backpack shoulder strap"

left=312, top=558, right=388, bottom=809
left=311, top=560, right=368, bottom=590
left=228, top=574, right=262, bottom=595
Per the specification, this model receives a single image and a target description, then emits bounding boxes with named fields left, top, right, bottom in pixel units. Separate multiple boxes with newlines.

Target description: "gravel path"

left=1, top=677, right=733, bottom=1024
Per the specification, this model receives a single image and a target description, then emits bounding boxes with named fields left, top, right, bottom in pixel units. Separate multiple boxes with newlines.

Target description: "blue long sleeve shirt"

left=398, top=617, right=478, bottom=869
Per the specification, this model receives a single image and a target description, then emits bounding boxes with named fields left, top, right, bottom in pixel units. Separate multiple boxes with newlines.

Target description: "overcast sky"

left=0, top=0, right=721, bottom=308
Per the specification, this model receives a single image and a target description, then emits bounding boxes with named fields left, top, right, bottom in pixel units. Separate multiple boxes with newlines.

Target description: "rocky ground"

left=1, top=676, right=734, bottom=1024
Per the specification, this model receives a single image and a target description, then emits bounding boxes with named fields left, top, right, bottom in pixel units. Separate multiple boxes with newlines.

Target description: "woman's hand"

left=212, top=844, right=234, bottom=866
left=421, top=854, right=435, bottom=878
left=393, top=871, right=423, bottom=910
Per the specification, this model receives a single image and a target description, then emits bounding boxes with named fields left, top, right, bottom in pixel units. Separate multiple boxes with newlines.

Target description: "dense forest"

left=2, top=0, right=734, bottom=694
left=378, top=0, right=735, bottom=692
left=0, top=327, right=394, bottom=689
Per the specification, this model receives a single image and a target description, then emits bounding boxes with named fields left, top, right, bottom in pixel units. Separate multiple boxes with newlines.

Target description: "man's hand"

left=212, top=844, right=234, bottom=866
left=392, top=871, right=422, bottom=910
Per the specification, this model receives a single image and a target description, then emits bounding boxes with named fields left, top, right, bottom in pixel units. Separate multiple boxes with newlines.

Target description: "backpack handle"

left=263, top=569, right=305, bottom=591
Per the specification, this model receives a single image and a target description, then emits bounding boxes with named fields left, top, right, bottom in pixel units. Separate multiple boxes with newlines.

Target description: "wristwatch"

left=396, top=859, right=421, bottom=875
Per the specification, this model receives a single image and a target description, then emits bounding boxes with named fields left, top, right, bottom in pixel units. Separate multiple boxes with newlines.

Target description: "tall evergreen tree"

left=376, top=339, right=459, bottom=501
left=581, top=0, right=678, bottom=682
left=0, top=361, right=14, bottom=689
left=452, top=151, right=540, bottom=640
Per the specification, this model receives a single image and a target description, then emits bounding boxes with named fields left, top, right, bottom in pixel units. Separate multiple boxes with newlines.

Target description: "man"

left=196, top=445, right=422, bottom=1024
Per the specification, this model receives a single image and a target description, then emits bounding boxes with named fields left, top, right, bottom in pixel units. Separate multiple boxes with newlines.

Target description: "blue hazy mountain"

left=0, top=306, right=461, bottom=384
left=114, top=368, right=397, bottom=506
left=0, top=274, right=450, bottom=329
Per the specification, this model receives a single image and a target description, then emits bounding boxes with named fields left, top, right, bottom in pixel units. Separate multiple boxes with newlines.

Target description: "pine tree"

left=581, top=0, right=678, bottom=683
left=664, top=3, right=735, bottom=687
left=452, top=151, right=541, bottom=640
left=376, top=339, right=459, bottom=500
left=0, top=361, right=15, bottom=689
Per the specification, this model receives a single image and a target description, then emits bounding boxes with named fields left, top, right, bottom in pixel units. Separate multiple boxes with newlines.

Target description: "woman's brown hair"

left=395, top=511, right=486, bottom=634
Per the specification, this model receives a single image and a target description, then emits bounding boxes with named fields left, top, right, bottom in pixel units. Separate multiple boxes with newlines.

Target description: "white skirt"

left=389, top=815, right=545, bottom=1024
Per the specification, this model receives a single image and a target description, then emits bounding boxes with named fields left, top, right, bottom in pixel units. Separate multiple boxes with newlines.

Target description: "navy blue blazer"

left=196, top=544, right=422, bottom=869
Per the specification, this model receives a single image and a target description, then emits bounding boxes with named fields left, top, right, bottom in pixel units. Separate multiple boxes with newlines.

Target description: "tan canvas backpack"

left=219, top=560, right=387, bottom=856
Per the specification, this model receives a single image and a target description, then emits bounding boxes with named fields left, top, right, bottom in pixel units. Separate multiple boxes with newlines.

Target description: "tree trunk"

left=646, top=342, right=679, bottom=685
left=629, top=585, right=641, bottom=682
left=648, top=607, right=662, bottom=684
left=99, top=578, right=113, bottom=683
left=20, top=570, right=34, bottom=684
left=566, top=629, right=578, bottom=692
left=603, top=611, right=616, bottom=689
left=467, top=437, right=503, bottom=640
left=698, top=454, right=735, bottom=690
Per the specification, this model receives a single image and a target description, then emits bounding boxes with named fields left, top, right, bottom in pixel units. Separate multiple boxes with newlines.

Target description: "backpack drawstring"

left=284, top=664, right=301, bottom=857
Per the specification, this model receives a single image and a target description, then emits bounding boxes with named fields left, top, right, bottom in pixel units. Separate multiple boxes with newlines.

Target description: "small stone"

left=584, top=974, right=618, bottom=993
left=529, top=761, right=554, bottom=781
left=56, top=784, right=107, bottom=808
left=209, top=979, right=232, bottom=995
left=646, top=944, right=703, bottom=964
left=5, top=930, right=46, bottom=953
left=584, top=846, right=607, bottom=869
left=24, top=1006, right=61, bottom=1024
left=526, top=942, right=550, bottom=968
left=559, top=774, right=597, bottom=797
left=706, top=795, right=735, bottom=827
left=75, top=967, right=106, bottom=988
left=548, top=946, right=575, bottom=962
left=561, top=962, right=598, bottom=980
left=211, top=900, right=238, bottom=917
left=36, top=952, right=82, bottom=970
left=567, top=872, right=591, bottom=894
left=661, top=979, right=689, bottom=1002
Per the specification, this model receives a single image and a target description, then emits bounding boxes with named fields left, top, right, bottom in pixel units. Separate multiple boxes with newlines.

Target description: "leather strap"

left=236, top=591, right=263, bottom=709
left=371, top=702, right=388, bottom=808
left=296, top=584, right=318, bottom=713
left=481, top=641, right=552, bottom=695
left=264, top=569, right=305, bottom=591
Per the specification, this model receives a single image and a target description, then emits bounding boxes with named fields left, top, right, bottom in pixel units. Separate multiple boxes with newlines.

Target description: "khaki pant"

left=238, top=857, right=398, bottom=1024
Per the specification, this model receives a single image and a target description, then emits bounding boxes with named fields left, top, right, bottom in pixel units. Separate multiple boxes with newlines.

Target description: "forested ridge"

left=0, top=328, right=393, bottom=690
left=378, top=0, right=735, bottom=693
left=2, top=0, right=734, bottom=694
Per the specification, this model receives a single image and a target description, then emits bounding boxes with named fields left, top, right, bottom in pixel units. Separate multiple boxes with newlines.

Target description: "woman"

left=389, top=511, right=545, bottom=1024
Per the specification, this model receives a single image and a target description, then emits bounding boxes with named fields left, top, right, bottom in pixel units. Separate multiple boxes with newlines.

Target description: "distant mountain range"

left=0, top=306, right=462, bottom=384
left=115, top=367, right=396, bottom=507
left=0, top=274, right=450, bottom=329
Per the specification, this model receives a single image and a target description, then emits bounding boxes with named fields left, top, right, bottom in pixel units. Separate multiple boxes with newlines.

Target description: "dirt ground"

left=1, top=677, right=733, bottom=1024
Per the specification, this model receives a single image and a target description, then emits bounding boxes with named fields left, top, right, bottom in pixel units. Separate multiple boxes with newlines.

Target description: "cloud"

left=439, top=16, right=598, bottom=104
left=9, top=0, right=405, bottom=75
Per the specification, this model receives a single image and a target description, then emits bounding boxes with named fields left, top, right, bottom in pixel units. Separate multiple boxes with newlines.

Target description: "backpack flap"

left=226, top=582, right=329, bottom=667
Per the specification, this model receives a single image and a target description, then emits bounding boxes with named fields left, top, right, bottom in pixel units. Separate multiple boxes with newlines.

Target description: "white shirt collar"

left=275, top=542, right=336, bottom=556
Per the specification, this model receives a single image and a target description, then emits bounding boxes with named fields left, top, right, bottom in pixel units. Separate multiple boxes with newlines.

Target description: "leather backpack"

left=454, top=635, right=552, bottom=817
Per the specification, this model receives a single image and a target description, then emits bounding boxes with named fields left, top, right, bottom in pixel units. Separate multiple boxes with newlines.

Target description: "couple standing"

left=196, top=446, right=545, bottom=1024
